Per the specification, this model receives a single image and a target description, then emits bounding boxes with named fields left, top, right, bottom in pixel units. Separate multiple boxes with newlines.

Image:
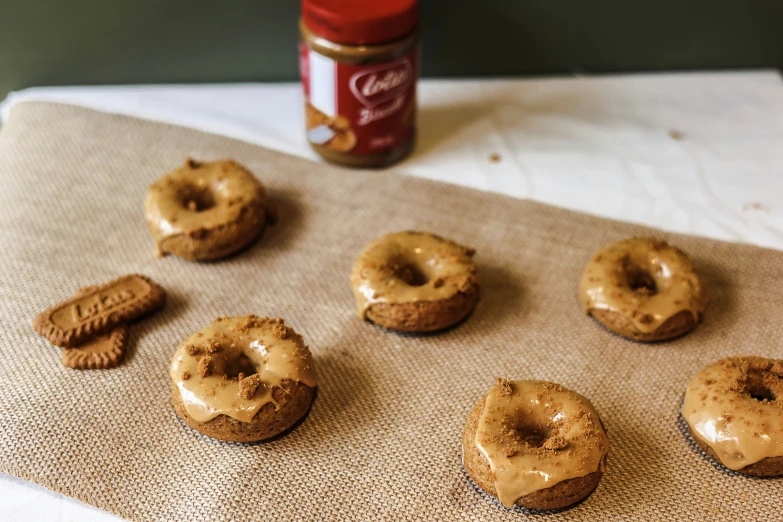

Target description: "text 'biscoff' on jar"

left=299, top=0, right=419, bottom=168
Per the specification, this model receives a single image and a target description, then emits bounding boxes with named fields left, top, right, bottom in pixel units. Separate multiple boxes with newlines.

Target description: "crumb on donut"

left=501, top=419, right=523, bottom=457
left=273, top=322, right=289, bottom=339
left=542, top=382, right=564, bottom=393
left=204, top=340, right=221, bottom=353
left=239, top=374, right=262, bottom=400
left=544, top=436, right=569, bottom=451
left=237, top=314, right=269, bottom=331
left=497, top=378, right=514, bottom=398
left=182, top=371, right=191, bottom=380
left=197, top=355, right=214, bottom=377
left=503, top=438, right=519, bottom=458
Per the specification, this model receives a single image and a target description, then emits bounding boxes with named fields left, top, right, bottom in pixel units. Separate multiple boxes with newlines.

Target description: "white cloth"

left=4, top=72, right=783, bottom=252
left=2, top=71, right=783, bottom=520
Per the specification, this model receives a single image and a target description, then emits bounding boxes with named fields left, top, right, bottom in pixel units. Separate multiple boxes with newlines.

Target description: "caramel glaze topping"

left=578, top=237, right=707, bottom=333
left=682, top=356, right=783, bottom=470
left=473, top=379, right=609, bottom=508
left=169, top=316, right=317, bottom=423
left=144, top=159, right=266, bottom=255
left=349, top=231, right=478, bottom=319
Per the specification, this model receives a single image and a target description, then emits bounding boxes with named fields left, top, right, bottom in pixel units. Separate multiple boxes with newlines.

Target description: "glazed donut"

left=682, top=356, right=783, bottom=476
left=169, top=315, right=318, bottom=442
left=462, top=379, right=609, bottom=510
left=350, top=231, right=479, bottom=332
left=579, top=237, right=708, bottom=341
left=145, top=158, right=267, bottom=261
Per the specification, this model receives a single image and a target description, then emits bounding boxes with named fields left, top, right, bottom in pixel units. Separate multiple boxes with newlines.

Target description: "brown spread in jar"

left=299, top=0, right=419, bottom=168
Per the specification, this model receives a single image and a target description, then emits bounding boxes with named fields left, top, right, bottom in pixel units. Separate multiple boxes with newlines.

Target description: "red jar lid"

left=302, top=0, right=418, bottom=46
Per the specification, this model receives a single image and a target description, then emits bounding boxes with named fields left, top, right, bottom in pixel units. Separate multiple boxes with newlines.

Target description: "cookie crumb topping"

left=273, top=322, right=289, bottom=339
left=496, top=378, right=514, bottom=399
left=197, top=355, right=214, bottom=377
left=543, top=436, right=569, bottom=452
left=204, top=340, right=221, bottom=353
left=239, top=374, right=262, bottom=400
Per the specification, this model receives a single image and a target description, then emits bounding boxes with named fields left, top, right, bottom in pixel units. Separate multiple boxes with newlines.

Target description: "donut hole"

left=223, top=353, right=258, bottom=379
left=743, top=371, right=781, bottom=403
left=514, top=423, right=552, bottom=448
left=394, top=263, right=430, bottom=287
left=179, top=183, right=217, bottom=212
left=748, top=384, right=776, bottom=402
left=626, top=269, right=658, bottom=296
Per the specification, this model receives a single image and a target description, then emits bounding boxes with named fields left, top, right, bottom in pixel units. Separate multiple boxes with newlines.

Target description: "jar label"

left=300, top=43, right=417, bottom=156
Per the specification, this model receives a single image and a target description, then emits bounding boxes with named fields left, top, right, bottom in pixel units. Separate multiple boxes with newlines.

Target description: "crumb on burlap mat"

left=0, top=102, right=781, bottom=521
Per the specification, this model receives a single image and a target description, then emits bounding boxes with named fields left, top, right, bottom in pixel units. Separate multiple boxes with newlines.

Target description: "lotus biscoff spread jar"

left=299, top=0, right=419, bottom=168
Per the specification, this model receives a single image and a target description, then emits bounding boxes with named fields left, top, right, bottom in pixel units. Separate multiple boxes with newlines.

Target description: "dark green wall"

left=1, top=0, right=781, bottom=98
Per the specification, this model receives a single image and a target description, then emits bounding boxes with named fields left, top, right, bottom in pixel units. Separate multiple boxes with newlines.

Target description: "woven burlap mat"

left=0, top=102, right=780, bottom=521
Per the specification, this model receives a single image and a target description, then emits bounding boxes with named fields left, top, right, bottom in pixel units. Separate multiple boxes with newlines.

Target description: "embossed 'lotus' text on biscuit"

left=71, top=290, right=137, bottom=323
left=33, top=274, right=166, bottom=348
left=48, top=277, right=158, bottom=330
